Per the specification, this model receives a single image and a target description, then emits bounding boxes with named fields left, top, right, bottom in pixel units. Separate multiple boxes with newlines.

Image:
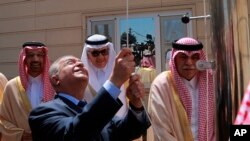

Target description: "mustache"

left=182, top=65, right=196, bottom=69
left=30, top=62, right=41, bottom=65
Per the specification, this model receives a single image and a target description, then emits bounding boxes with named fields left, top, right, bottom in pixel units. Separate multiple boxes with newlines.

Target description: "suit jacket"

left=29, top=87, right=150, bottom=141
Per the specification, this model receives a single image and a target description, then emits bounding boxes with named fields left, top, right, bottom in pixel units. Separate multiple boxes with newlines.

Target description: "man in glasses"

left=81, top=34, right=128, bottom=118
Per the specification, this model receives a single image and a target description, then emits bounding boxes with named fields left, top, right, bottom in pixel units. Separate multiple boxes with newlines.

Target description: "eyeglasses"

left=88, top=48, right=109, bottom=57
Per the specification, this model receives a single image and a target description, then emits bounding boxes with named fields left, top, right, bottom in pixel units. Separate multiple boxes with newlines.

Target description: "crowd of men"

left=0, top=34, right=249, bottom=141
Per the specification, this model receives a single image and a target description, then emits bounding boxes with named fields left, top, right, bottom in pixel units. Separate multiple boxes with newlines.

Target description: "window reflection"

left=119, top=17, right=156, bottom=67
left=91, top=20, right=114, bottom=43
left=160, top=15, right=188, bottom=71
left=89, top=13, right=190, bottom=72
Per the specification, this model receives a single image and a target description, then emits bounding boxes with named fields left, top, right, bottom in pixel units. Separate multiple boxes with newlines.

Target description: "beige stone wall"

left=0, top=0, right=236, bottom=79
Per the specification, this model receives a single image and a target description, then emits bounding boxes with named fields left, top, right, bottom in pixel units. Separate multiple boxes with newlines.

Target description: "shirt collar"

left=58, top=93, right=80, bottom=105
left=182, top=75, right=198, bottom=89
left=91, top=63, right=107, bottom=73
left=28, top=74, right=42, bottom=83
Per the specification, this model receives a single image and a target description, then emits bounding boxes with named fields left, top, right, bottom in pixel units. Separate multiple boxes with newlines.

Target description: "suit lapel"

left=55, top=95, right=83, bottom=113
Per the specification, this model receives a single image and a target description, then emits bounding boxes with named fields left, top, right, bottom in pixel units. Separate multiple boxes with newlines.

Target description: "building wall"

left=0, top=0, right=246, bottom=79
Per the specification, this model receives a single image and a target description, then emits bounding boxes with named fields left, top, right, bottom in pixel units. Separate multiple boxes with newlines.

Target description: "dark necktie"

left=77, top=100, right=87, bottom=108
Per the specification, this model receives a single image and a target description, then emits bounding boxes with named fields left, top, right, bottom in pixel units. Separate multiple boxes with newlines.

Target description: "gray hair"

left=49, top=55, right=75, bottom=87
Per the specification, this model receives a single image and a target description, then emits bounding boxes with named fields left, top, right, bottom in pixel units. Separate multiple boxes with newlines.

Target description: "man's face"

left=25, top=48, right=45, bottom=77
left=174, top=52, right=200, bottom=80
left=58, top=56, right=89, bottom=87
left=87, top=47, right=109, bottom=69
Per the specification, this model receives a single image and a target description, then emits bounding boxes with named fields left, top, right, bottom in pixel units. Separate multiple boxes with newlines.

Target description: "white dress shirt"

left=183, top=76, right=199, bottom=141
left=27, top=75, right=43, bottom=108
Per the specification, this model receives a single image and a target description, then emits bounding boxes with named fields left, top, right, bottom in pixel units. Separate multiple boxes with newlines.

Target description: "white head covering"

left=81, top=34, right=128, bottom=117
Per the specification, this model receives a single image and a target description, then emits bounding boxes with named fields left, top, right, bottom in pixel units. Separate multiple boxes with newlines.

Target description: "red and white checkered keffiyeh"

left=234, top=82, right=250, bottom=124
left=169, top=37, right=215, bottom=141
left=140, top=55, right=156, bottom=68
left=18, top=45, right=55, bottom=102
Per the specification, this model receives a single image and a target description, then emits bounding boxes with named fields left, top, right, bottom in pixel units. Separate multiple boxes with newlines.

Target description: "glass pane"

left=119, top=17, right=155, bottom=68
left=160, top=15, right=188, bottom=71
left=91, top=20, right=114, bottom=43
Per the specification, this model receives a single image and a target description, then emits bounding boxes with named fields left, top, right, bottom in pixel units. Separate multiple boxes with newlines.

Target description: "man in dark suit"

left=29, top=48, right=150, bottom=141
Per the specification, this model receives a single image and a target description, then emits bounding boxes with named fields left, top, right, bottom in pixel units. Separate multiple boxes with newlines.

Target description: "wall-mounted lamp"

left=181, top=13, right=211, bottom=24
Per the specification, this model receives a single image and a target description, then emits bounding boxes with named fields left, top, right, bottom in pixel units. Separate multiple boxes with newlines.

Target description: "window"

left=89, top=20, right=115, bottom=44
left=160, top=15, right=190, bottom=71
left=119, top=17, right=155, bottom=67
left=87, top=11, right=192, bottom=73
